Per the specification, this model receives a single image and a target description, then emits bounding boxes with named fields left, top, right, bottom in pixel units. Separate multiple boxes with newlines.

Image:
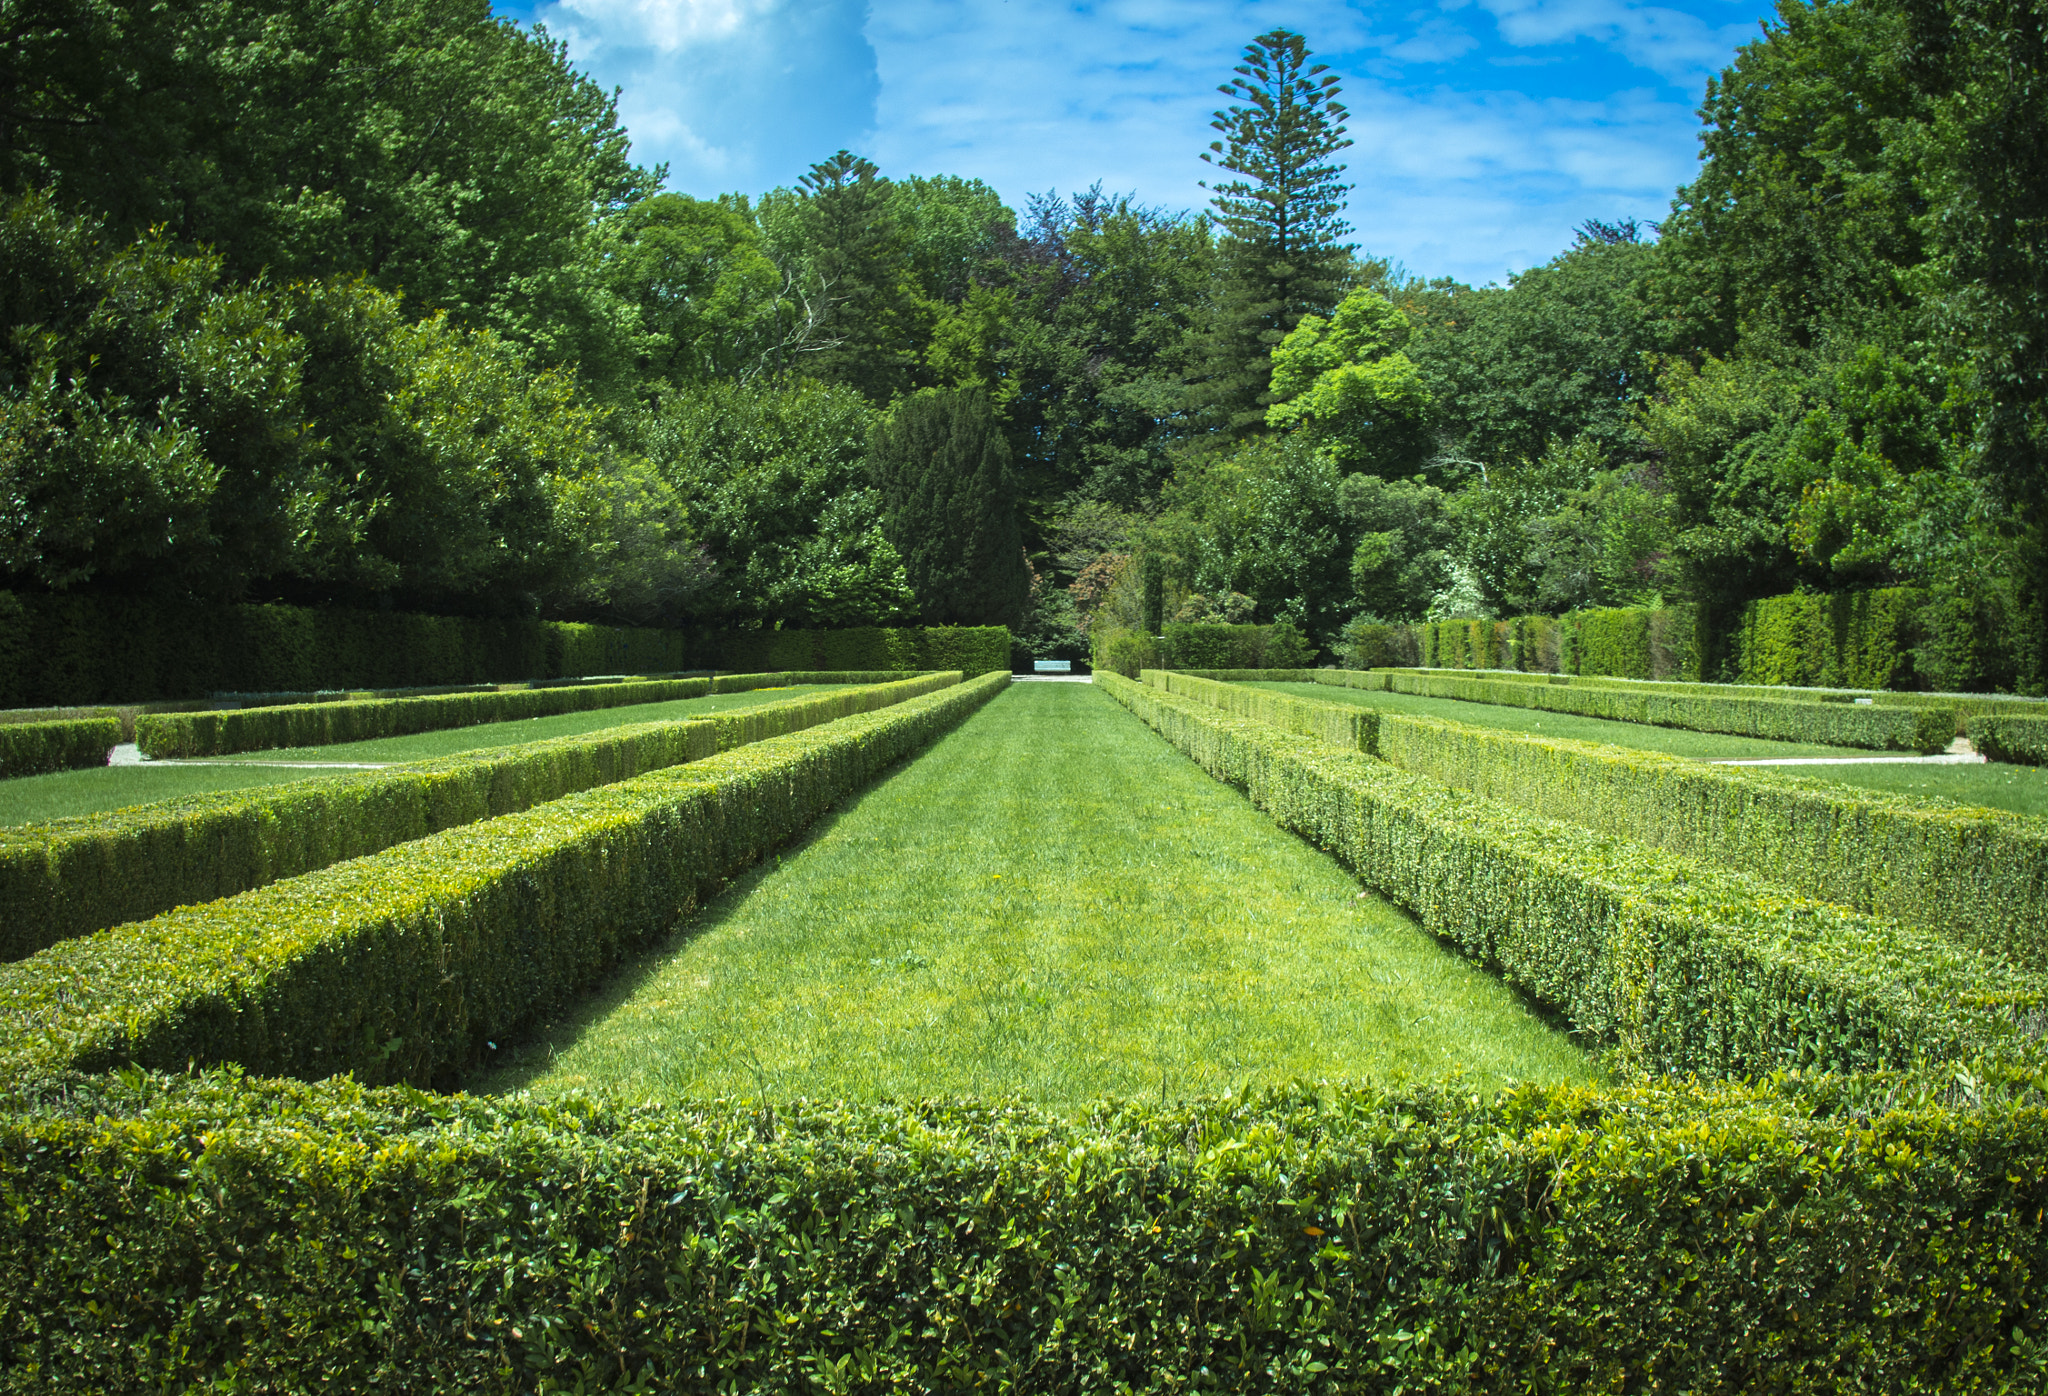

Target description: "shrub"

left=1363, top=710, right=2048, bottom=971
left=712, top=626, right=1009, bottom=676
left=0, top=718, right=119, bottom=778
left=1096, top=673, right=2043, bottom=1077
left=1, top=1070, right=2044, bottom=1392
left=1143, top=672, right=1377, bottom=751
left=1162, top=622, right=1269, bottom=668
left=0, top=674, right=1006, bottom=1084
left=1337, top=616, right=1418, bottom=669
left=135, top=677, right=716, bottom=757
left=1975, top=715, right=2048, bottom=766
left=0, top=590, right=693, bottom=708
left=1731, top=588, right=1925, bottom=689
left=0, top=675, right=959, bottom=961
left=1381, top=669, right=1954, bottom=752
left=1092, top=627, right=1162, bottom=677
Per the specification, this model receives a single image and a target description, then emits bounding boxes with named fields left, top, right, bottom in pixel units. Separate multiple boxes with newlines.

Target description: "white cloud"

left=508, top=0, right=1757, bottom=280
left=1475, top=0, right=1757, bottom=82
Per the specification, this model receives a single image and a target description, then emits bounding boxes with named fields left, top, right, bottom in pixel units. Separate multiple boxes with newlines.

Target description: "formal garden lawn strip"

left=486, top=682, right=1594, bottom=1105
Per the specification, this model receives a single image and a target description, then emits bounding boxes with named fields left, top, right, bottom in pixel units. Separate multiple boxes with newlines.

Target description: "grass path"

left=1258, top=681, right=2048, bottom=817
left=0, top=685, right=852, bottom=826
left=482, top=682, right=1593, bottom=1107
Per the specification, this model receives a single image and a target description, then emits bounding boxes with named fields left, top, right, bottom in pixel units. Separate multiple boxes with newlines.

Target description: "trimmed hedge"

left=1364, top=711, right=2048, bottom=972
left=1382, top=669, right=1955, bottom=752
left=1732, top=587, right=1925, bottom=689
left=713, top=626, right=1011, bottom=676
left=0, top=673, right=1006, bottom=1085
left=0, top=590, right=693, bottom=707
left=136, top=676, right=707, bottom=757
left=1, top=1069, right=2044, bottom=1392
left=1097, top=674, right=2044, bottom=1076
left=1976, top=715, right=2048, bottom=767
left=1404, top=606, right=1705, bottom=681
left=1145, top=671, right=1377, bottom=751
left=0, top=718, right=119, bottom=778
left=131, top=671, right=913, bottom=758
left=0, top=674, right=960, bottom=962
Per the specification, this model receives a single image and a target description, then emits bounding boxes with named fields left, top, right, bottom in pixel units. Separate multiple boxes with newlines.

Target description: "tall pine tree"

left=1196, top=30, right=1355, bottom=436
left=792, top=150, right=918, bottom=403
left=869, top=388, right=1030, bottom=625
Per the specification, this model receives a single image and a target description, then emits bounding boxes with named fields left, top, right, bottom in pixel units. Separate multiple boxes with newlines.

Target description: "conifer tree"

left=1196, top=30, right=1355, bottom=435
left=868, top=388, right=1030, bottom=625
left=793, top=150, right=917, bottom=403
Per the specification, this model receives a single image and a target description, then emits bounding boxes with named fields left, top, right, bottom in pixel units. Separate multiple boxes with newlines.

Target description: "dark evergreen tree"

left=869, top=388, right=1030, bottom=625
left=1196, top=29, right=1354, bottom=435
left=792, top=150, right=917, bottom=403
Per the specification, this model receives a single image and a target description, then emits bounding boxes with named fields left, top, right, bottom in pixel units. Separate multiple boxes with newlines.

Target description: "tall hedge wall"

left=714, top=625, right=1010, bottom=676
left=1730, top=588, right=1926, bottom=689
left=1400, top=606, right=1704, bottom=682
left=0, top=591, right=694, bottom=707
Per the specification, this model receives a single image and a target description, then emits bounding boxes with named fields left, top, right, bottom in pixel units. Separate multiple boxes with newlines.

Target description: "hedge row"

left=1097, top=674, right=2043, bottom=1077
left=0, top=673, right=1006, bottom=1085
left=0, top=718, right=120, bottom=778
left=0, top=674, right=960, bottom=962
left=1144, top=671, right=1377, bottom=751
left=2, top=1069, right=2043, bottom=1392
left=714, top=625, right=1011, bottom=676
left=1976, top=715, right=2048, bottom=767
left=1350, top=606, right=1707, bottom=681
left=1382, top=669, right=1955, bottom=751
left=131, top=671, right=913, bottom=758
left=1731, top=587, right=1927, bottom=689
left=1366, top=711, right=2048, bottom=972
left=0, top=590, right=694, bottom=707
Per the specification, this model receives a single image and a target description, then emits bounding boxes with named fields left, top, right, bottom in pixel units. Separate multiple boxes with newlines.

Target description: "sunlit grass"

left=480, top=682, right=1595, bottom=1107
left=0, top=686, right=852, bottom=826
left=1256, top=681, right=2048, bottom=818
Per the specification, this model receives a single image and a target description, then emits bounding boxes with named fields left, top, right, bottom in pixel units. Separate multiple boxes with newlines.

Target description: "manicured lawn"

left=0, top=686, right=852, bottom=826
left=1253, top=681, right=2048, bottom=818
left=481, top=682, right=1594, bottom=1107
left=1789, top=759, right=2048, bottom=819
left=0, top=763, right=337, bottom=826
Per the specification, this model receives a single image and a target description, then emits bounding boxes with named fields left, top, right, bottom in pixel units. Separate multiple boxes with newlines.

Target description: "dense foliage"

left=2, top=3, right=2042, bottom=687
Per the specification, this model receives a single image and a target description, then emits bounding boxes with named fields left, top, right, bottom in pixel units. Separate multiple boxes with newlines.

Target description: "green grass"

left=480, top=682, right=1595, bottom=1107
left=1783, top=760, right=2048, bottom=819
left=1255, top=681, right=1886, bottom=759
left=0, top=686, right=852, bottom=827
left=1253, top=681, right=2048, bottom=818
left=0, top=763, right=339, bottom=826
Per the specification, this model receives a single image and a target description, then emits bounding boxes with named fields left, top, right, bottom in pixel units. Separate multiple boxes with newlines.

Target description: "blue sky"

left=492, top=0, right=1778, bottom=285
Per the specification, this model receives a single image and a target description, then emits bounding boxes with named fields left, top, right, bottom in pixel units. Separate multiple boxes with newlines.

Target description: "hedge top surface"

left=0, top=674, right=1002, bottom=1085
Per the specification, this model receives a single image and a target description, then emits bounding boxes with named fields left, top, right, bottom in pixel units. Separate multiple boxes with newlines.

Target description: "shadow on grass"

left=463, top=757, right=906, bottom=1097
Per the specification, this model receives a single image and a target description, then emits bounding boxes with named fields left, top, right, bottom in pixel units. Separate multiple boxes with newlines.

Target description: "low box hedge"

left=131, top=671, right=922, bottom=758
left=0, top=718, right=120, bottom=778
left=0, top=674, right=960, bottom=961
left=0, top=673, right=1005, bottom=1085
left=1, top=1068, right=2042, bottom=1392
left=1145, top=671, right=1377, bottom=751
left=1162, top=673, right=2048, bottom=972
left=1098, top=674, right=2045, bottom=1078
left=1378, top=669, right=1955, bottom=751
left=1974, top=714, right=2048, bottom=766
left=1368, top=711, right=2048, bottom=972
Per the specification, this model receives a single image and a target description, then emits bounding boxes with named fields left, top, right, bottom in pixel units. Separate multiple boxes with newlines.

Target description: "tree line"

left=2, top=1, right=2043, bottom=688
